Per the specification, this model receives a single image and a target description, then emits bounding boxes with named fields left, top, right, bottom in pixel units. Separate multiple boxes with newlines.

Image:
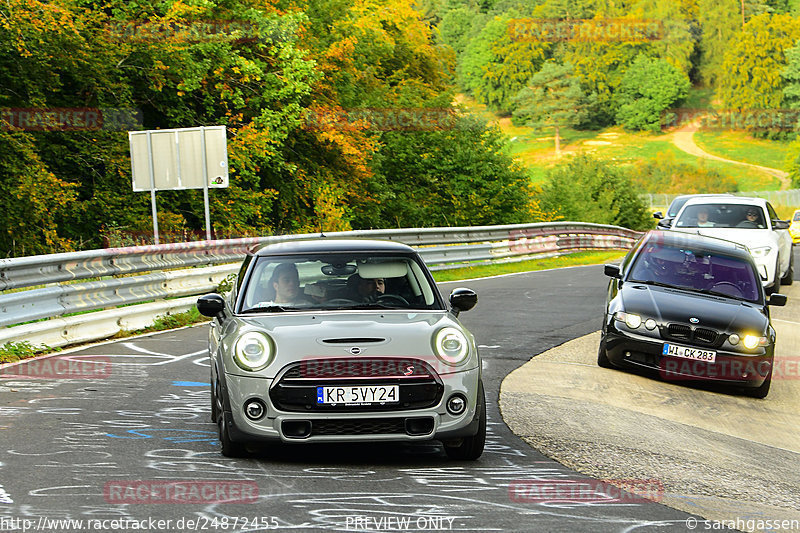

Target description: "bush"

left=615, top=55, right=691, bottom=132
left=538, top=154, right=653, bottom=231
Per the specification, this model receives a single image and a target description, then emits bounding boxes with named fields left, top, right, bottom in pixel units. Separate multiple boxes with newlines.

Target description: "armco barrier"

left=0, top=222, right=640, bottom=350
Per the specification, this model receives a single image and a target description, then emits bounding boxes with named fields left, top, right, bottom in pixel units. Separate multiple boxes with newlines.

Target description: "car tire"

left=597, top=335, right=613, bottom=368
left=219, top=414, right=247, bottom=458
left=444, top=381, right=486, bottom=461
left=210, top=376, right=220, bottom=423
left=744, top=368, right=772, bottom=399
left=780, top=252, right=793, bottom=285
left=766, top=264, right=780, bottom=295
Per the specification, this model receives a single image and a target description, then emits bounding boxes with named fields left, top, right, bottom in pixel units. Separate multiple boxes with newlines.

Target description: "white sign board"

left=129, top=126, right=229, bottom=191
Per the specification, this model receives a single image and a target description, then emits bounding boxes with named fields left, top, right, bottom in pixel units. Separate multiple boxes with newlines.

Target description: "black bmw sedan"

left=599, top=230, right=787, bottom=398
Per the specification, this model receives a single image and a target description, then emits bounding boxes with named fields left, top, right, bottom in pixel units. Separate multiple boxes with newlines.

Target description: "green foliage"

left=615, top=55, right=691, bottom=132
left=628, top=153, right=739, bottom=193
left=716, top=13, right=800, bottom=112
left=538, top=154, right=653, bottom=231
left=372, top=115, right=544, bottom=227
left=0, top=341, right=49, bottom=363
left=512, top=62, right=591, bottom=129
left=459, top=15, right=549, bottom=112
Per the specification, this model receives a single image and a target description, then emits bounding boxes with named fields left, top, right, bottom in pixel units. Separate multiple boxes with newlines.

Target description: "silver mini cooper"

left=197, top=239, right=485, bottom=459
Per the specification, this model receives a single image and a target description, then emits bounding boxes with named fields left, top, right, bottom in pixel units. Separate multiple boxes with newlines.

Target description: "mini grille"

left=310, top=418, right=407, bottom=436
left=282, top=358, right=432, bottom=379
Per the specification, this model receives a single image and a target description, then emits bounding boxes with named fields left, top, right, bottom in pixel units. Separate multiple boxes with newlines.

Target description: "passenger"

left=347, top=274, right=385, bottom=302
left=696, top=207, right=715, bottom=227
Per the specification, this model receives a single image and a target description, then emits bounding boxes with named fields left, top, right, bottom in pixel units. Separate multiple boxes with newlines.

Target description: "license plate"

left=316, top=385, right=399, bottom=405
left=662, top=343, right=716, bottom=363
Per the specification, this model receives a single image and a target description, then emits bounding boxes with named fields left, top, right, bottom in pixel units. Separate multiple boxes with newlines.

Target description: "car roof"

left=250, top=238, right=417, bottom=256
left=680, top=196, right=766, bottom=207
left=642, top=230, right=751, bottom=257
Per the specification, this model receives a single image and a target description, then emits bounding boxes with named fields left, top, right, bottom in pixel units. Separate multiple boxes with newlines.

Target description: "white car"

left=670, top=197, right=793, bottom=293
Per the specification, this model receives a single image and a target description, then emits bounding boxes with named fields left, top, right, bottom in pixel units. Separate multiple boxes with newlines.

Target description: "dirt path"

left=672, top=120, right=791, bottom=189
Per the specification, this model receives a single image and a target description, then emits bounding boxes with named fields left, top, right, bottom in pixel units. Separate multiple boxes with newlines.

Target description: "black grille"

left=664, top=324, right=721, bottom=347
left=310, top=418, right=407, bottom=436
left=271, top=358, right=443, bottom=413
left=281, top=358, right=432, bottom=379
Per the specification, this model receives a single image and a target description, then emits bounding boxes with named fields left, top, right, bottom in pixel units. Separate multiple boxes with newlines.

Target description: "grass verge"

left=432, top=250, right=626, bottom=282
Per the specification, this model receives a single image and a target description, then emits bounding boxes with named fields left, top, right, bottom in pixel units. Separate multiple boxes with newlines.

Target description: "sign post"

left=129, top=126, right=229, bottom=244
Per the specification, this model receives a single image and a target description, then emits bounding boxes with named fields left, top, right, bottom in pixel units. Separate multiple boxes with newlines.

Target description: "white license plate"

left=316, top=385, right=399, bottom=405
left=662, top=343, right=716, bottom=363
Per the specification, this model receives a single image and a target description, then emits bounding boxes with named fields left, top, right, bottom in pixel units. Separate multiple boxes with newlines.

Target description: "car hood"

left=670, top=227, right=777, bottom=250
left=620, top=283, right=768, bottom=333
left=225, top=311, right=475, bottom=377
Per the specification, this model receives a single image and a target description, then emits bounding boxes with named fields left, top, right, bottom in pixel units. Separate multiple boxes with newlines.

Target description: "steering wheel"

left=376, top=294, right=409, bottom=306
left=325, top=298, right=358, bottom=305
left=709, top=281, right=743, bottom=298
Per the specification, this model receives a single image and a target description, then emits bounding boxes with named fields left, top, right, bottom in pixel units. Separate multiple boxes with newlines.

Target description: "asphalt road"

left=0, top=262, right=753, bottom=533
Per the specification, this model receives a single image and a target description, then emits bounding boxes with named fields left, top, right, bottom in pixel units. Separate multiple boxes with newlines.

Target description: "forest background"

left=2, top=0, right=800, bottom=257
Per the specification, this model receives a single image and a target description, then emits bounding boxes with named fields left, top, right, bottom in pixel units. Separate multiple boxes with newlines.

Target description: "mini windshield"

left=239, top=253, right=444, bottom=312
left=673, top=203, right=766, bottom=229
left=794, top=211, right=800, bottom=222
left=629, top=244, right=761, bottom=302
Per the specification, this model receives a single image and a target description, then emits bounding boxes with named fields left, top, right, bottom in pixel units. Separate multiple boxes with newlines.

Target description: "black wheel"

left=766, top=264, right=780, bottom=295
left=218, top=414, right=247, bottom=458
left=597, top=335, right=613, bottom=368
left=780, top=252, right=793, bottom=285
left=444, top=382, right=486, bottom=460
left=210, top=377, right=218, bottom=423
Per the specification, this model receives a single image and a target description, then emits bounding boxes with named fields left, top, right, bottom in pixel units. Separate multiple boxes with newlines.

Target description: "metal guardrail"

left=0, top=222, right=640, bottom=350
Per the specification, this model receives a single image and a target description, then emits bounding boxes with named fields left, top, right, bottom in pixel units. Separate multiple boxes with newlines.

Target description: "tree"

left=615, top=54, right=691, bottom=132
left=716, top=13, right=800, bottom=112
left=512, top=62, right=591, bottom=155
left=538, top=154, right=652, bottom=231
left=459, top=15, right=549, bottom=112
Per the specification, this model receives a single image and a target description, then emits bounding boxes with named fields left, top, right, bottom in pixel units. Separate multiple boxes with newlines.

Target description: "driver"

left=347, top=275, right=385, bottom=302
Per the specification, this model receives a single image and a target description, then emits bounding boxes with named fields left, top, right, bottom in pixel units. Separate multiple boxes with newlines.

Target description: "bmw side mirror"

left=767, top=293, right=787, bottom=307
left=604, top=264, right=621, bottom=278
left=449, top=288, right=477, bottom=316
left=772, top=219, right=790, bottom=230
left=197, top=293, right=226, bottom=317
left=653, top=211, right=664, bottom=219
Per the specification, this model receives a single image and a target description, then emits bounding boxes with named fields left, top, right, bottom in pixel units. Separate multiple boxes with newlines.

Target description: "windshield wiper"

left=241, top=304, right=294, bottom=313
left=629, top=279, right=682, bottom=290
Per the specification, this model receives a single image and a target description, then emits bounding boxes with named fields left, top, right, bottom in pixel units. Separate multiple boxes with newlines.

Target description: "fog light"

left=446, top=394, right=467, bottom=416
left=244, top=399, right=266, bottom=420
left=728, top=334, right=740, bottom=346
left=644, top=319, right=657, bottom=330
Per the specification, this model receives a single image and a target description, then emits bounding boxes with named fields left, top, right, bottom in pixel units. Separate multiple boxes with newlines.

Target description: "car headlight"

left=433, top=327, right=469, bottom=366
left=614, top=311, right=642, bottom=329
left=750, top=246, right=772, bottom=258
left=742, top=334, right=768, bottom=350
left=233, top=332, right=274, bottom=371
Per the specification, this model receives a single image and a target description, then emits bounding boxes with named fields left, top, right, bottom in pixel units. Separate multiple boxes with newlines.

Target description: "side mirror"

left=653, top=211, right=664, bottom=220
left=604, top=264, right=621, bottom=278
left=197, top=293, right=226, bottom=317
left=767, top=293, right=787, bottom=307
left=772, top=219, right=790, bottom=230
left=449, top=288, right=477, bottom=316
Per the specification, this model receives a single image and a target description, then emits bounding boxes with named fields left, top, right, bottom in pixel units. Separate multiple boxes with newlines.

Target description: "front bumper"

left=605, top=327, right=772, bottom=388
left=221, top=364, right=481, bottom=444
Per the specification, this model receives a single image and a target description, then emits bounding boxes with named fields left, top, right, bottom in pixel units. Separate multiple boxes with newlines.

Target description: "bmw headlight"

left=742, top=334, right=768, bottom=350
left=614, top=311, right=642, bottom=329
left=233, top=332, right=274, bottom=371
left=433, top=327, right=469, bottom=366
left=750, top=246, right=772, bottom=258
